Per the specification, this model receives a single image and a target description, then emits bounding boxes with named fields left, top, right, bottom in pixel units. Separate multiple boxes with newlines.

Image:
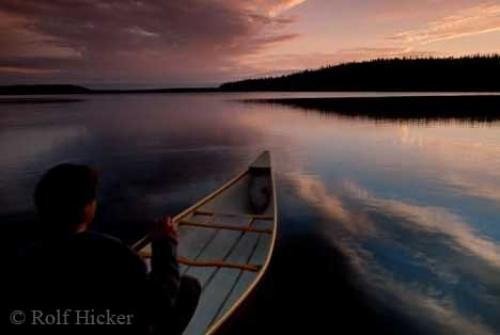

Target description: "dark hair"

left=34, top=164, right=98, bottom=231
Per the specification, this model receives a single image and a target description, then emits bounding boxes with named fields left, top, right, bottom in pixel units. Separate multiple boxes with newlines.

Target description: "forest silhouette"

left=220, top=55, right=500, bottom=92
left=2, top=56, right=500, bottom=94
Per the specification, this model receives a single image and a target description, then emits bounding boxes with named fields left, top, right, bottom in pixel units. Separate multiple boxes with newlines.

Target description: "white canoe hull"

left=135, top=151, right=277, bottom=334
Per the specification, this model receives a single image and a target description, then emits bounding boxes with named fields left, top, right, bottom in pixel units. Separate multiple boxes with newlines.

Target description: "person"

left=13, top=164, right=200, bottom=334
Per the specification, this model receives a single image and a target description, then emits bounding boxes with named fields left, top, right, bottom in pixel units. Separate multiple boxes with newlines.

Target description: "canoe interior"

left=138, top=152, right=276, bottom=334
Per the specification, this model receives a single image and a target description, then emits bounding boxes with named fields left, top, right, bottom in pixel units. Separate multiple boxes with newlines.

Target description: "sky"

left=1, top=0, right=500, bottom=87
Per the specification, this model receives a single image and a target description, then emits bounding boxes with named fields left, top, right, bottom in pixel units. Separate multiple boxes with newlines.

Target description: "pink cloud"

left=0, top=0, right=304, bottom=84
left=389, top=2, right=500, bottom=45
left=1, top=0, right=498, bottom=84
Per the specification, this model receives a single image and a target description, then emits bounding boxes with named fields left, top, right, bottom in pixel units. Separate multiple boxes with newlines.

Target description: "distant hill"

left=0, top=84, right=218, bottom=95
left=220, top=56, right=500, bottom=92
left=0, top=84, right=92, bottom=95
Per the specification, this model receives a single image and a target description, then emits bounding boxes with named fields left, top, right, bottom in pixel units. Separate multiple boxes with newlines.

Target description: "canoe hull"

left=134, top=151, right=277, bottom=335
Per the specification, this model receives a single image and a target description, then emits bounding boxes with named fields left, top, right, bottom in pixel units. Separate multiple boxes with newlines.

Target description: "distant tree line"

left=220, top=55, right=500, bottom=91
left=0, top=84, right=92, bottom=95
left=0, top=85, right=218, bottom=95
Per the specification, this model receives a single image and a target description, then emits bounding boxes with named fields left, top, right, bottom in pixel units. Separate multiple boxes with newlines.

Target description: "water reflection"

left=247, top=95, right=500, bottom=122
left=236, top=98, right=500, bottom=334
left=291, top=174, right=500, bottom=335
left=1, top=93, right=499, bottom=334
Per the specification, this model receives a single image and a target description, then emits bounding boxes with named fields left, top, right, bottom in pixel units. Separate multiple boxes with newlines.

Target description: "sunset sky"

left=1, top=0, right=500, bottom=87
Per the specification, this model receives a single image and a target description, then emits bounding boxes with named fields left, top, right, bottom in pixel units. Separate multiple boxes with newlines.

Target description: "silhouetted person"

left=13, top=164, right=200, bottom=334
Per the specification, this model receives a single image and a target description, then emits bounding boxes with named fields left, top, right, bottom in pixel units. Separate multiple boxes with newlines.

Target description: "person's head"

left=34, top=164, right=98, bottom=234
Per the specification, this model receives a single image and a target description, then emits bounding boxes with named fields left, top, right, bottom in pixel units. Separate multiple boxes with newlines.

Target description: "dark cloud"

left=0, top=0, right=301, bottom=85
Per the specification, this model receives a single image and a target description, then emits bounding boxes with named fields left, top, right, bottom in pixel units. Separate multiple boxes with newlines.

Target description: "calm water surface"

left=1, top=93, right=499, bottom=334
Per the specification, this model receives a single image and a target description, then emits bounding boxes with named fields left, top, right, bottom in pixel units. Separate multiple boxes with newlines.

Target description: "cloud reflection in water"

left=291, top=173, right=499, bottom=335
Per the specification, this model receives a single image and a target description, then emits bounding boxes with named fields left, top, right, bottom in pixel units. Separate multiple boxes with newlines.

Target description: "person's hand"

left=152, top=216, right=178, bottom=243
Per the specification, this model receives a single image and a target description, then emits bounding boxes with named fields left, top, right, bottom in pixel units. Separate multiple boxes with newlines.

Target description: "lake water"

left=1, top=93, right=499, bottom=334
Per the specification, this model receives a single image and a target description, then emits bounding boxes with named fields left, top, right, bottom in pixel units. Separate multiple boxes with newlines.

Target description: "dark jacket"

left=10, top=231, right=179, bottom=334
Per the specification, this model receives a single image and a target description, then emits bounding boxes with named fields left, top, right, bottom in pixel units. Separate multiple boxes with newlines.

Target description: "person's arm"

left=147, top=217, right=181, bottom=327
left=150, top=217, right=180, bottom=305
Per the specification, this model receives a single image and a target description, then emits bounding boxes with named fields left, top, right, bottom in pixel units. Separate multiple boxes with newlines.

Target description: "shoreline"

left=2, top=84, right=500, bottom=96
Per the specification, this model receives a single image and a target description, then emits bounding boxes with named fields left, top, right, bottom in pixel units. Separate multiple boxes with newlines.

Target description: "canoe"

left=133, top=151, right=277, bottom=334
